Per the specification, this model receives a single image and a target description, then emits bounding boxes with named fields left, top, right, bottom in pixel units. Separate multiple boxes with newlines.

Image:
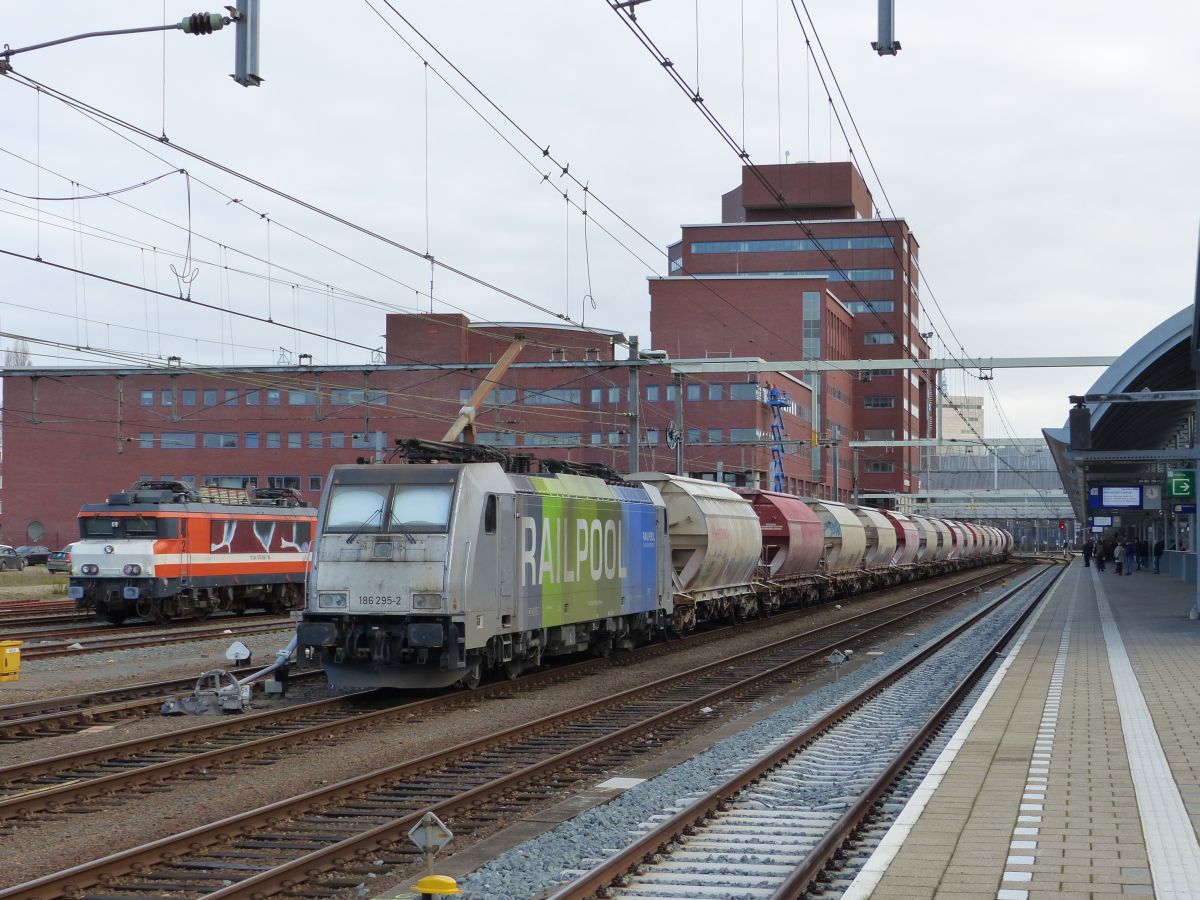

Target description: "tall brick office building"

left=0, top=160, right=930, bottom=546
left=652, top=161, right=930, bottom=495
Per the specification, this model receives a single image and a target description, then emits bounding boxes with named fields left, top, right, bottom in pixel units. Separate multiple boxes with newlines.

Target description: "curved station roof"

left=1044, top=306, right=1196, bottom=522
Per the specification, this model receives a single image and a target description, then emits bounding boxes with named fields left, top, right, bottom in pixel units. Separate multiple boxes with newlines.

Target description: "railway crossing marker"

left=408, top=811, right=454, bottom=876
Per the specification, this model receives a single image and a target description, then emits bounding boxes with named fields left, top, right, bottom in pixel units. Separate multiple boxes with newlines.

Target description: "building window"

left=288, top=432, right=302, bottom=449
left=266, top=432, right=281, bottom=449
left=455, top=388, right=516, bottom=407
left=266, top=389, right=281, bottom=406
left=862, top=428, right=895, bottom=441
left=665, top=384, right=677, bottom=402
left=477, top=431, right=518, bottom=447
left=139, top=389, right=154, bottom=406
left=866, top=461, right=896, bottom=473
left=707, top=267, right=894, bottom=282
left=139, top=432, right=154, bottom=449
left=289, top=389, right=317, bottom=406
left=203, top=388, right=218, bottom=406
left=203, top=475, right=257, bottom=490
left=729, top=383, right=758, bottom=401
left=646, top=385, right=659, bottom=403
left=591, top=432, right=602, bottom=445
left=730, top=428, right=759, bottom=443
left=844, top=300, right=896, bottom=314
left=161, top=432, right=196, bottom=449
left=690, top=236, right=894, bottom=254
left=645, top=429, right=660, bottom=445
left=181, top=389, right=197, bottom=406
left=203, top=432, right=238, bottom=449
left=309, top=432, right=323, bottom=449
left=871, top=369, right=897, bottom=377
left=864, top=397, right=896, bottom=409
left=161, top=389, right=174, bottom=406
left=267, top=475, right=301, bottom=490
left=607, top=431, right=622, bottom=445
left=331, top=388, right=388, bottom=406
left=686, top=384, right=701, bottom=401
left=708, top=383, right=724, bottom=401
left=688, top=428, right=701, bottom=444
left=351, top=431, right=386, bottom=449
left=608, top=387, right=621, bottom=404
left=245, top=432, right=260, bottom=449
left=864, top=332, right=896, bottom=345
left=590, top=387, right=603, bottom=404
left=245, top=390, right=260, bottom=406
left=708, top=428, right=723, bottom=444
left=523, top=388, right=581, bottom=406
left=309, top=476, right=322, bottom=492
left=224, top=389, right=239, bottom=405
left=523, top=432, right=581, bottom=446
left=330, top=432, right=345, bottom=449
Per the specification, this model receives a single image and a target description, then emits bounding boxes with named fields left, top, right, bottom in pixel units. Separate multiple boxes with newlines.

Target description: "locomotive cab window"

left=484, top=494, right=497, bottom=534
left=390, top=484, right=454, bottom=532
left=325, top=485, right=391, bottom=533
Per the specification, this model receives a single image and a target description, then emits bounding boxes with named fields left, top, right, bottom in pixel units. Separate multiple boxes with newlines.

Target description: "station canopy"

left=1044, top=305, right=1195, bottom=523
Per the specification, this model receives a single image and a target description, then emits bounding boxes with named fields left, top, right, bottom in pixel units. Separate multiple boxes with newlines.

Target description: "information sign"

left=1169, top=470, right=1197, bottom=500
left=1099, top=486, right=1142, bottom=509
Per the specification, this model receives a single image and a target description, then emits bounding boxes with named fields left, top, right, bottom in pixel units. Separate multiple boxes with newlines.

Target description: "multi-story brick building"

left=0, top=312, right=832, bottom=547
left=0, top=161, right=932, bottom=547
left=651, top=160, right=931, bottom=495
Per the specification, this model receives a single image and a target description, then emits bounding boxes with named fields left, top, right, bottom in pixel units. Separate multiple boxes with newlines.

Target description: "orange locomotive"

left=68, top=480, right=315, bottom=624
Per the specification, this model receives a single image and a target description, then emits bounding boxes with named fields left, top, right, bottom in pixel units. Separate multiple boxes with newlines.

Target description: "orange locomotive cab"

left=69, top=480, right=315, bottom=624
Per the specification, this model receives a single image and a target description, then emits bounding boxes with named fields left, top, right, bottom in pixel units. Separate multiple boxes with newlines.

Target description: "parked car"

left=0, top=546, right=26, bottom=571
left=15, top=545, right=50, bottom=566
left=48, top=547, right=73, bottom=574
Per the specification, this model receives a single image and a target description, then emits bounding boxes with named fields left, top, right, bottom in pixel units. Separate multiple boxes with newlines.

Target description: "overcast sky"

left=0, top=1, right=1197, bottom=439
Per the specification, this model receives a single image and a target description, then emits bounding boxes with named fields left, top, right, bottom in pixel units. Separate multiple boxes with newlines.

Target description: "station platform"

left=845, top=558, right=1200, bottom=899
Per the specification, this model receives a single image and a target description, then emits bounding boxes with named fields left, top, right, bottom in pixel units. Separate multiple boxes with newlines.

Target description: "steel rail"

left=0, top=564, right=1030, bottom=899
left=548, top=563, right=1062, bottom=899
left=0, top=566, right=1023, bottom=819
left=1, top=610, right=286, bottom=642
left=18, top=619, right=295, bottom=658
left=767, top=563, right=1066, bottom=898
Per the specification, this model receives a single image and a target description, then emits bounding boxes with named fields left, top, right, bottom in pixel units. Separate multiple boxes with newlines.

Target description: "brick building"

left=0, top=160, right=932, bottom=546
left=651, top=160, right=931, bottom=495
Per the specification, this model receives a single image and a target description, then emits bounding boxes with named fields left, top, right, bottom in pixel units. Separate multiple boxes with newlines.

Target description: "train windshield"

left=325, top=483, right=454, bottom=534
left=80, top=516, right=176, bottom=538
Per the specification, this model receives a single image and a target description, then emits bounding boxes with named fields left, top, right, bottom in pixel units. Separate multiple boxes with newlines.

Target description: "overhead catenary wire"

left=603, top=1, right=1059, bottom=515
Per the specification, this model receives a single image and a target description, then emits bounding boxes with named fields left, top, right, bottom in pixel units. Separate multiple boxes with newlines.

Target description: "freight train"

left=297, top=440, right=1011, bottom=690
left=68, top=480, right=316, bottom=624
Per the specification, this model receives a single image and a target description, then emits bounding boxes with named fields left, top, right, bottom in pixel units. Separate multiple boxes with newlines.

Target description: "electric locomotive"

left=69, top=480, right=315, bottom=624
left=298, top=442, right=681, bottom=690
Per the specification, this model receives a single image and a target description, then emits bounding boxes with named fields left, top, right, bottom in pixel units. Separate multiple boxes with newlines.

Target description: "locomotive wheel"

left=502, top=660, right=523, bottom=680
left=461, top=660, right=482, bottom=690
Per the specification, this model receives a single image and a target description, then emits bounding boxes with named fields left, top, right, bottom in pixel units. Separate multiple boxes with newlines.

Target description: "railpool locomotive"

left=298, top=440, right=1011, bottom=690
left=69, top=480, right=316, bottom=624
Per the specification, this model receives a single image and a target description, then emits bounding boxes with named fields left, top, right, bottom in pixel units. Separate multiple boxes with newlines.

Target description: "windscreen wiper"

left=344, top=507, right=383, bottom=544
left=387, top=508, right=418, bottom=544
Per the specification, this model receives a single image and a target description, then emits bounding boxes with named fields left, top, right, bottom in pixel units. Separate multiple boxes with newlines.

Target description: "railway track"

left=2, top=611, right=291, bottom=645
left=546, top=563, right=1066, bottom=900
left=0, top=668, right=328, bottom=743
left=0, top=563, right=1035, bottom=899
left=13, top=617, right=296, bottom=660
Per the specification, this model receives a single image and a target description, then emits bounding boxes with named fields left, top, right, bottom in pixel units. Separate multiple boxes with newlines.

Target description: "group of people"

left=1081, top=537, right=1165, bottom=575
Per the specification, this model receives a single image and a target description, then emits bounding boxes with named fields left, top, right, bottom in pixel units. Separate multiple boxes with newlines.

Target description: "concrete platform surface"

left=845, top=559, right=1200, bottom=899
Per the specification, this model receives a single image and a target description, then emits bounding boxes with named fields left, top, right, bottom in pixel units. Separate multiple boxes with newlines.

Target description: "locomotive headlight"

left=81, top=564, right=99, bottom=576
left=412, top=593, right=442, bottom=610
left=122, top=564, right=142, bottom=576
left=318, top=592, right=348, bottom=609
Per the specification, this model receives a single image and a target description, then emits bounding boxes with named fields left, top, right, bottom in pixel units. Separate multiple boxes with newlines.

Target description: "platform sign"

left=1169, top=470, right=1196, bottom=500
left=1089, top=485, right=1142, bottom=509
left=1090, top=515, right=1113, bottom=527
left=1174, top=504, right=1197, bottom=515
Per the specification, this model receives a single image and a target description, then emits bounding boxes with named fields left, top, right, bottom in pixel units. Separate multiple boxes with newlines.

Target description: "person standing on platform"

left=1154, top=537, right=1165, bottom=574
left=1124, top=540, right=1135, bottom=575
left=1097, top=542, right=1107, bottom=572
left=1114, top=542, right=1124, bottom=575
left=1083, top=539, right=1094, bottom=567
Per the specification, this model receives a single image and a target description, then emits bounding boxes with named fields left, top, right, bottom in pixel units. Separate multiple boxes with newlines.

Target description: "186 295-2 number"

left=357, top=595, right=404, bottom=607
